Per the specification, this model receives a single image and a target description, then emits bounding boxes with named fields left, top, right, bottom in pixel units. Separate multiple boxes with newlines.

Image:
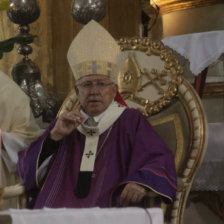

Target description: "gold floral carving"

left=118, top=55, right=142, bottom=95
left=117, top=37, right=183, bottom=117
left=151, top=0, right=224, bottom=15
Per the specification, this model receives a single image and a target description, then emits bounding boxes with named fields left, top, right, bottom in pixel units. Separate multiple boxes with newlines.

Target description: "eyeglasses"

left=77, top=80, right=114, bottom=89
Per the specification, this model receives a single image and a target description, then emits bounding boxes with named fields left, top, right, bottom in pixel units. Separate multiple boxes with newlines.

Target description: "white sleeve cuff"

left=1, top=132, right=27, bottom=172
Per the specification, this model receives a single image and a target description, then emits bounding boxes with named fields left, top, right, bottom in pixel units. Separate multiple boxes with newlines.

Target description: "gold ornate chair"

left=59, top=37, right=208, bottom=224
left=0, top=37, right=208, bottom=224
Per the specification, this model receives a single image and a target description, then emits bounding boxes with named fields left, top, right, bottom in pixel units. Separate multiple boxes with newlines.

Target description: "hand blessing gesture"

left=50, top=108, right=84, bottom=141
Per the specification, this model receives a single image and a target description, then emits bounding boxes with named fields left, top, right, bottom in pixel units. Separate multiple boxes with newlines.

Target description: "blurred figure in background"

left=0, top=70, right=41, bottom=209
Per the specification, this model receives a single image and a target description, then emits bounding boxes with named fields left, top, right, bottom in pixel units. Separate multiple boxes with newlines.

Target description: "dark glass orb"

left=18, top=45, right=33, bottom=55
left=7, top=0, right=40, bottom=25
left=12, top=58, right=41, bottom=85
left=72, top=0, right=106, bottom=25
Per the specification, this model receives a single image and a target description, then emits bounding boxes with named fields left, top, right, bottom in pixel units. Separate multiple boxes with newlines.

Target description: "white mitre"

left=67, top=20, right=121, bottom=81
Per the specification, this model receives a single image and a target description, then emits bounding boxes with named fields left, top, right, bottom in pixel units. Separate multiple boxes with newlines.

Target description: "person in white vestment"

left=0, top=70, right=41, bottom=209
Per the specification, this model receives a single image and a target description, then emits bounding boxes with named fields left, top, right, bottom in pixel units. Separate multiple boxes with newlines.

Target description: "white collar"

left=80, top=100, right=114, bottom=123
left=77, top=101, right=126, bottom=172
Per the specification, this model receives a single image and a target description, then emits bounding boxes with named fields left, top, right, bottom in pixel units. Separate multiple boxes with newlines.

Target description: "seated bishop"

left=17, top=20, right=177, bottom=209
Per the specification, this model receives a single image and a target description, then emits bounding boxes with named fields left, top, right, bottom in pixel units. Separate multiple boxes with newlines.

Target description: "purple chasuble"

left=17, top=108, right=177, bottom=209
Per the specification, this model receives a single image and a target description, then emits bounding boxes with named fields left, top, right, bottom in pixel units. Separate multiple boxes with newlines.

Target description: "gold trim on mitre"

left=67, top=20, right=121, bottom=81
left=74, top=60, right=117, bottom=80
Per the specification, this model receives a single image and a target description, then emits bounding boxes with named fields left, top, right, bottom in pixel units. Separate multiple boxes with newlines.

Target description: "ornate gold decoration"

left=151, top=0, right=224, bottom=15
left=117, top=37, right=183, bottom=117
left=170, top=79, right=208, bottom=224
left=178, top=79, right=208, bottom=182
left=117, top=54, right=142, bottom=94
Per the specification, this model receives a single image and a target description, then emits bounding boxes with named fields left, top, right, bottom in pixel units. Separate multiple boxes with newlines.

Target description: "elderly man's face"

left=75, top=75, right=118, bottom=116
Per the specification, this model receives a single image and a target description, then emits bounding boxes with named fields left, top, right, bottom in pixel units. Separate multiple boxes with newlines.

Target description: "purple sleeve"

left=17, top=120, right=57, bottom=191
left=113, top=110, right=177, bottom=204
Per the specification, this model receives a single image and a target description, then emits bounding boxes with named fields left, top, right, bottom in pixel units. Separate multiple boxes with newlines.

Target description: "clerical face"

left=75, top=75, right=118, bottom=116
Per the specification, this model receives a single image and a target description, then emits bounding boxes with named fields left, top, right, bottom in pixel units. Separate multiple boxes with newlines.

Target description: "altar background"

left=0, top=0, right=141, bottom=99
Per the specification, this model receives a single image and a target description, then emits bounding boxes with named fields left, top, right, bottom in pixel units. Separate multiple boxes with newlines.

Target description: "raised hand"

left=50, top=108, right=85, bottom=141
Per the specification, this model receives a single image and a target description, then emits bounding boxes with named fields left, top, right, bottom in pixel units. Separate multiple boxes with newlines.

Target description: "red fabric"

left=115, top=91, right=128, bottom=107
